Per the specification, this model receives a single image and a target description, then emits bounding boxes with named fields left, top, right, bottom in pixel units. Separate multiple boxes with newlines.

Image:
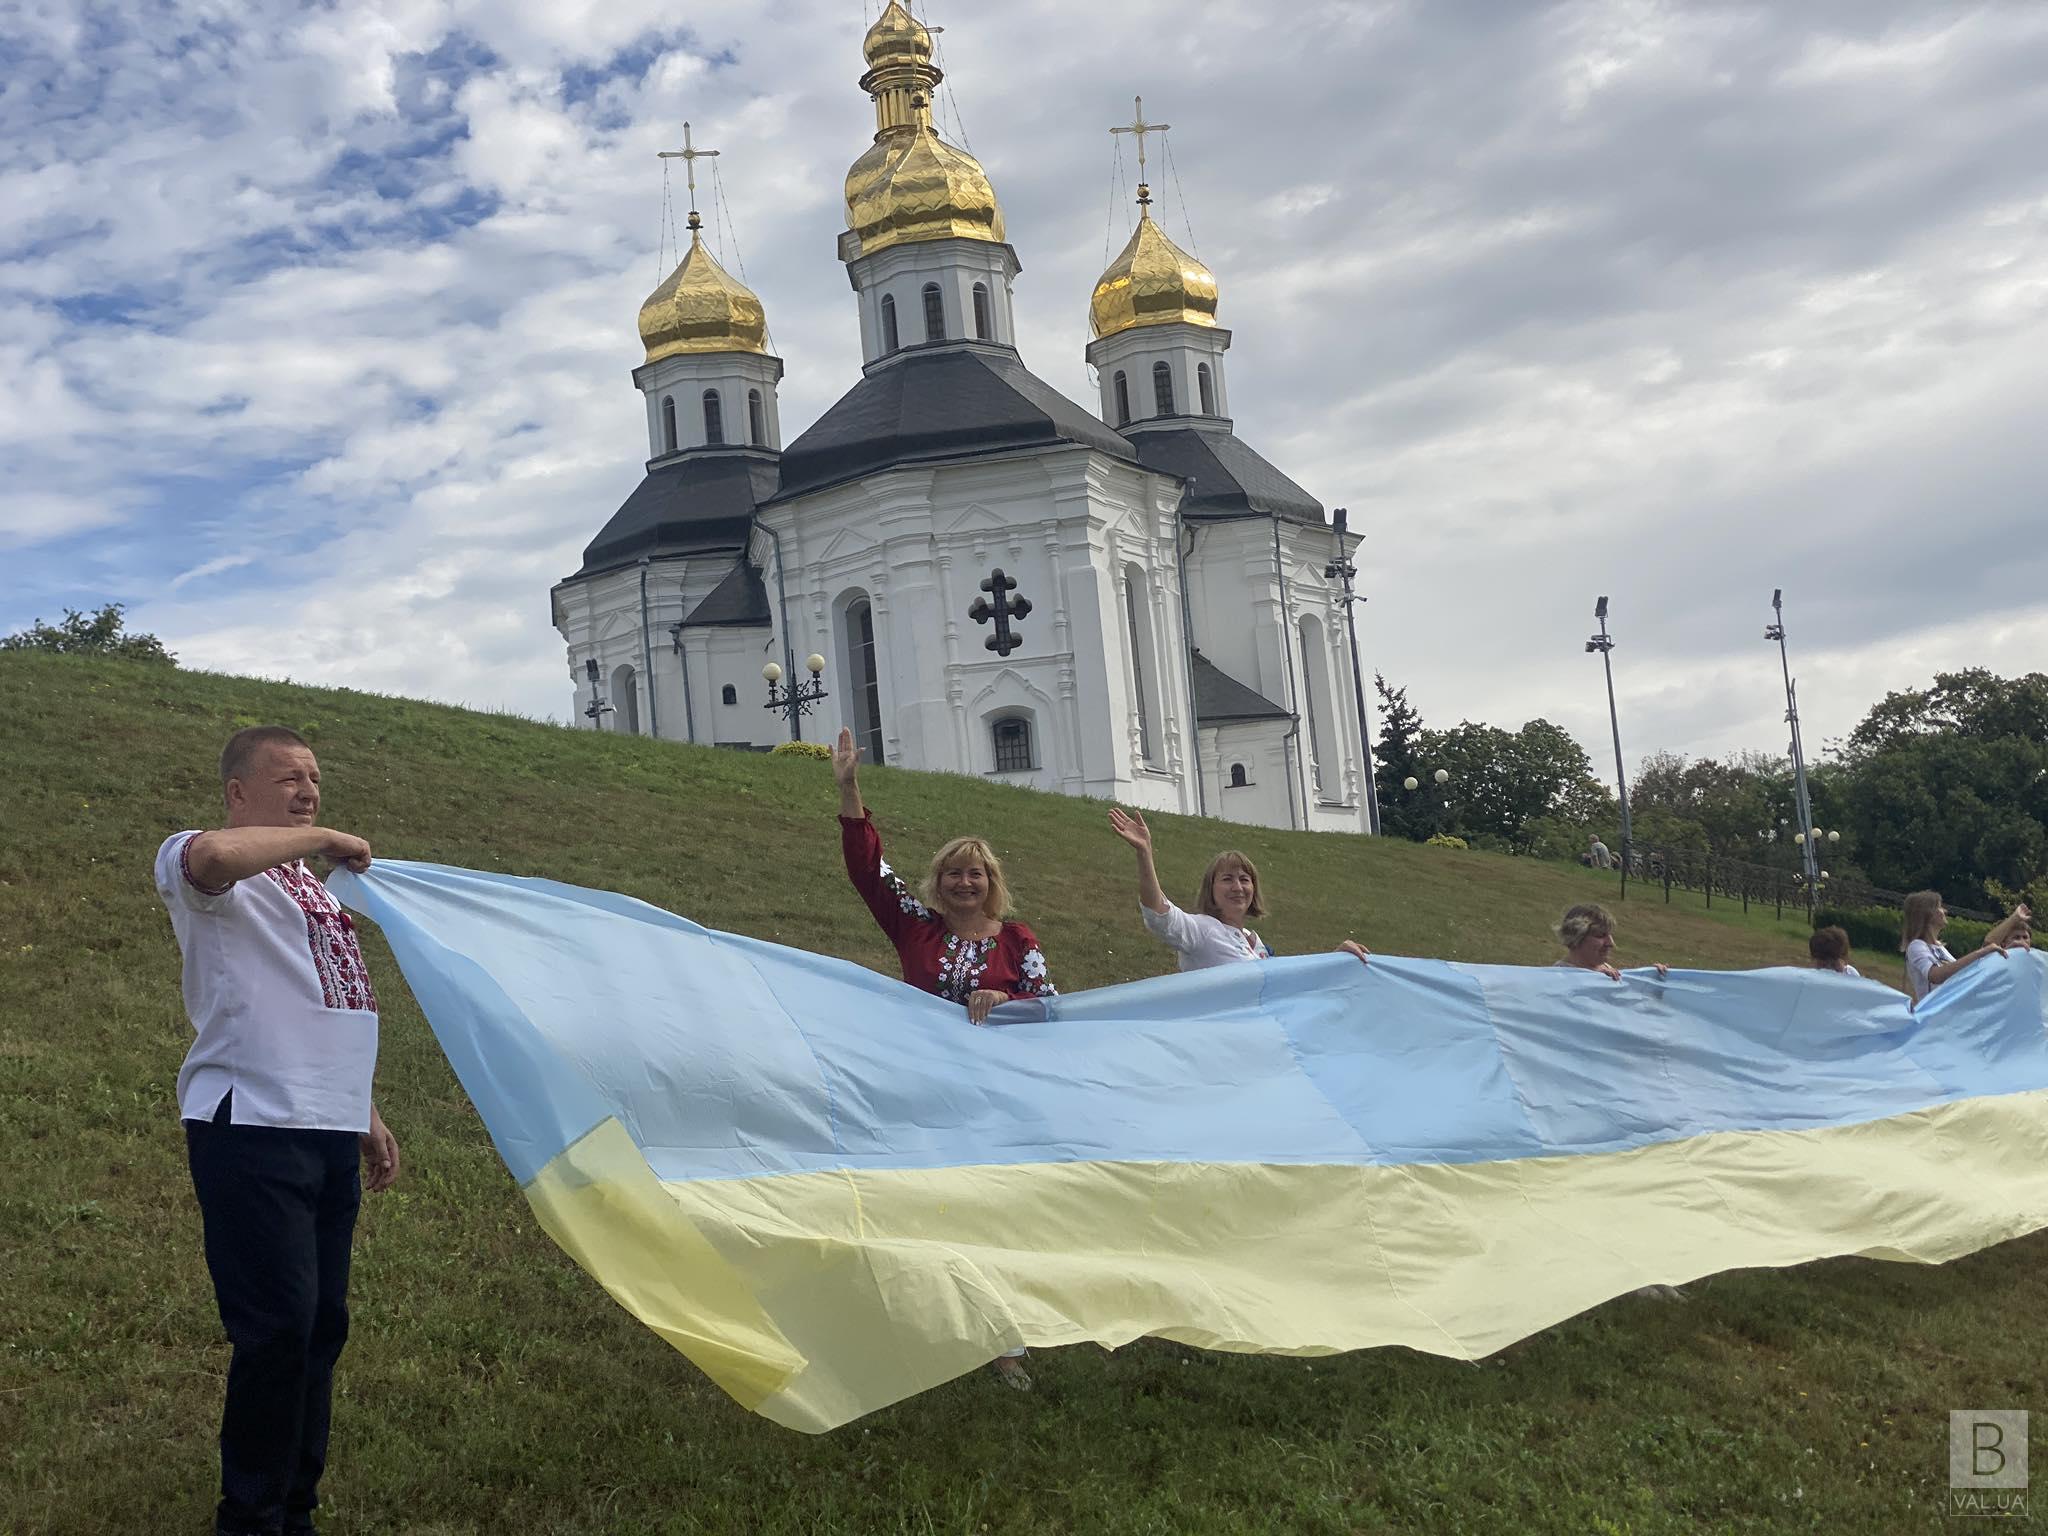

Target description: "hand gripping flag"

left=331, top=861, right=2048, bottom=1433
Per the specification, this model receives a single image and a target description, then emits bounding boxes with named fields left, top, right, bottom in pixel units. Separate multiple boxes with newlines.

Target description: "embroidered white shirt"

left=1141, top=901, right=1270, bottom=972
left=1905, top=939, right=1955, bottom=1003
left=154, top=831, right=381, bottom=1132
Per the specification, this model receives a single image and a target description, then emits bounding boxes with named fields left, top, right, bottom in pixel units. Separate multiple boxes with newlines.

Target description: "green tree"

left=1419, top=717, right=1613, bottom=851
left=1372, top=675, right=1431, bottom=841
left=1835, top=671, right=2048, bottom=908
left=2, top=603, right=176, bottom=664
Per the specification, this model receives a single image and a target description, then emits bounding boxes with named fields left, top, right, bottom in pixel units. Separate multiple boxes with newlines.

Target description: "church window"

left=1229, top=762, right=1249, bottom=788
left=1123, top=566, right=1157, bottom=766
left=702, top=390, right=724, bottom=445
left=972, top=283, right=992, bottom=340
left=846, top=596, right=885, bottom=765
left=992, top=716, right=1033, bottom=773
left=1299, top=615, right=1337, bottom=800
left=721, top=684, right=737, bottom=706
left=1153, top=361, right=1175, bottom=416
left=880, top=294, right=899, bottom=353
left=1198, top=364, right=1215, bottom=416
left=661, top=396, right=677, bottom=453
left=922, top=283, right=945, bottom=342
left=1113, top=371, right=1131, bottom=427
left=748, top=389, right=765, bottom=446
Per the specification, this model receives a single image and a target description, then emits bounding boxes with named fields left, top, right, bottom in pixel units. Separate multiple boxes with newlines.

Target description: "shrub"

left=1425, top=833, right=1469, bottom=851
left=770, top=740, right=832, bottom=760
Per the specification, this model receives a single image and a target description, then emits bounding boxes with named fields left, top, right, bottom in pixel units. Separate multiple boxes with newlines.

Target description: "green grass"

left=0, top=651, right=2033, bottom=1535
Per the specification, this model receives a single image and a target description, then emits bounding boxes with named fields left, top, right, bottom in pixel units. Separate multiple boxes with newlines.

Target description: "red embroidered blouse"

left=840, top=813, right=1058, bottom=1005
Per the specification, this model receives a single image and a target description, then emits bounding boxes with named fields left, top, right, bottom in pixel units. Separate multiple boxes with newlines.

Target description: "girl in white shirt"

left=1901, top=890, right=2032, bottom=1004
left=1107, top=807, right=1370, bottom=971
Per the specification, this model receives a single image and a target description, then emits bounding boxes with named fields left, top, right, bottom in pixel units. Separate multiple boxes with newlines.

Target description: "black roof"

left=1191, top=650, right=1291, bottom=724
left=770, top=346, right=1138, bottom=503
left=570, top=450, right=779, bottom=579
left=680, top=560, right=771, bottom=628
left=1128, top=424, right=1324, bottom=526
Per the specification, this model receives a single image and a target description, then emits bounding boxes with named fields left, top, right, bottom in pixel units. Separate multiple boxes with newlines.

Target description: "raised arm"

left=832, top=726, right=866, bottom=821
left=187, top=826, right=371, bottom=889
left=1987, top=905, right=2035, bottom=950
left=1927, top=942, right=2009, bottom=990
left=1106, top=807, right=1168, bottom=914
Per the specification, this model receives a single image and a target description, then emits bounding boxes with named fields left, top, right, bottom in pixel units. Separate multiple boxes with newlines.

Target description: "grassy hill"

left=0, top=651, right=2032, bottom=1535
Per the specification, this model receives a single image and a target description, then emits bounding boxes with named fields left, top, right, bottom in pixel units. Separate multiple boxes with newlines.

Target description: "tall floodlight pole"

left=1585, top=596, right=1632, bottom=899
left=1324, top=508, right=1383, bottom=835
left=1765, top=589, right=1820, bottom=905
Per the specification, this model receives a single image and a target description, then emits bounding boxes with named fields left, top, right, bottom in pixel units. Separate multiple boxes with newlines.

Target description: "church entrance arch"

left=833, top=587, right=885, bottom=765
left=611, top=663, right=641, bottom=735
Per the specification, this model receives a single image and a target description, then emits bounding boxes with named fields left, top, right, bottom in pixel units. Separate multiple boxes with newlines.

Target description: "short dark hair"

left=220, top=726, right=311, bottom=784
left=1809, top=926, right=1851, bottom=966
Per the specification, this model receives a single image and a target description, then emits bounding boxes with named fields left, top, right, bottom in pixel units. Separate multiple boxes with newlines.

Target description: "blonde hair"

left=1900, top=890, right=1944, bottom=951
left=920, top=836, right=1013, bottom=919
left=1556, top=902, right=1614, bottom=949
left=1195, top=850, right=1266, bottom=920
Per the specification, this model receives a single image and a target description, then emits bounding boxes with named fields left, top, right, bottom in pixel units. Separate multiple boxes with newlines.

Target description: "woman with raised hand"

left=1553, top=902, right=1668, bottom=980
left=832, top=725, right=1052, bottom=1391
left=1106, top=807, right=1369, bottom=971
left=1901, top=891, right=2032, bottom=1005
left=834, top=727, right=1057, bottom=1023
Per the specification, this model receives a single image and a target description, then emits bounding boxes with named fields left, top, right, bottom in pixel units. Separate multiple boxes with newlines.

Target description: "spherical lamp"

left=806, top=653, right=826, bottom=675
left=1403, top=776, right=1419, bottom=792
left=762, top=661, right=783, bottom=684
left=1433, top=768, right=1450, bottom=785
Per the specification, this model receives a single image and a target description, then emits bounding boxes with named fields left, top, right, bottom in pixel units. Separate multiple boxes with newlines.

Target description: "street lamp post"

left=582, top=657, right=614, bottom=730
left=763, top=653, right=830, bottom=738
left=1324, top=508, right=1383, bottom=836
left=1585, top=596, right=1632, bottom=900
left=1765, top=589, right=1820, bottom=907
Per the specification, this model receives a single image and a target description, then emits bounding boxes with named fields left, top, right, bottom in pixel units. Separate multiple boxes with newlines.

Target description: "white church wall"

left=633, top=353, right=785, bottom=456
left=848, top=238, right=1020, bottom=360
left=1085, top=322, right=1232, bottom=428
left=1201, top=724, right=1294, bottom=829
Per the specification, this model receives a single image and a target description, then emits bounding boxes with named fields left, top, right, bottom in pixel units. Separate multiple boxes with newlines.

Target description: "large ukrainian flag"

left=332, top=861, right=2048, bottom=1433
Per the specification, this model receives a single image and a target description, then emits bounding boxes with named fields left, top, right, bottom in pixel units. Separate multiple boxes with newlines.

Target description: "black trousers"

left=185, top=1096, right=361, bottom=1536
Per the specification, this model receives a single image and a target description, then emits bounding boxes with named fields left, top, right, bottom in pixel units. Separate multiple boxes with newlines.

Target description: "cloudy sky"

left=6, top=0, right=2045, bottom=781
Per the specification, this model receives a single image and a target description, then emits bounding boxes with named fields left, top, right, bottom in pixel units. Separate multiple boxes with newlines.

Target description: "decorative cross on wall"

left=968, top=568, right=1033, bottom=657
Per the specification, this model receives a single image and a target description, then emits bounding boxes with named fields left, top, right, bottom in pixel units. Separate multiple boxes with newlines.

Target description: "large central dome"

left=637, top=219, right=768, bottom=362
left=842, top=1, right=1006, bottom=259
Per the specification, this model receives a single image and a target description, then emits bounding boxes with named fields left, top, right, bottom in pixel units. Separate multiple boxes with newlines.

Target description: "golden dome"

left=844, top=126, right=1005, bottom=258
left=862, top=1, right=932, bottom=67
left=1089, top=194, right=1219, bottom=338
left=637, top=218, right=768, bottom=362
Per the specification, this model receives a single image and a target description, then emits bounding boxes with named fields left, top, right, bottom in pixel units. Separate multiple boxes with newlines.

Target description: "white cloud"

left=2, top=0, right=2045, bottom=783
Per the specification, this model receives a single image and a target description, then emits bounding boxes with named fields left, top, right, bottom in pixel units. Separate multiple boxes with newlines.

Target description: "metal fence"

left=1612, top=844, right=1996, bottom=923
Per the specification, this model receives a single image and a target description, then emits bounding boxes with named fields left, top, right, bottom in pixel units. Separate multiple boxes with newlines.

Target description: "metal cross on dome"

left=657, top=122, right=719, bottom=220
left=1110, top=95, right=1170, bottom=197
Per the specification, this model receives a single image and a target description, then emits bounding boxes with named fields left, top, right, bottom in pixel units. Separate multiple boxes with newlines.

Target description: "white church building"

left=550, top=2, right=1375, bottom=833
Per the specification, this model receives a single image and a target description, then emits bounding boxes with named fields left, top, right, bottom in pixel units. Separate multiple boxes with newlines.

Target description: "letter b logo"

left=1953, top=1410, right=2028, bottom=1490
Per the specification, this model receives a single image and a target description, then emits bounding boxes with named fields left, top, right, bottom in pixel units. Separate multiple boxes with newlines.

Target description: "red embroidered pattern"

left=265, top=862, right=379, bottom=1013
left=179, top=835, right=232, bottom=897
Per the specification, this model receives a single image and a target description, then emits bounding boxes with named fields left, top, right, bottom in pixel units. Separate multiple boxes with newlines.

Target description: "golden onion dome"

left=636, top=218, right=768, bottom=362
left=1089, top=195, right=1219, bottom=338
left=862, top=1, right=932, bottom=67
left=844, top=125, right=1005, bottom=257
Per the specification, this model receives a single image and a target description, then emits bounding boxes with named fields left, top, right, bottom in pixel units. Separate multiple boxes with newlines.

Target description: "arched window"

left=972, top=283, right=992, bottom=340
left=1113, top=371, right=1131, bottom=427
left=922, top=283, right=945, bottom=342
left=1198, top=364, right=1215, bottom=416
left=1123, top=564, right=1158, bottom=765
left=720, top=683, right=737, bottom=706
left=880, top=294, right=899, bottom=353
left=611, top=663, right=640, bottom=735
left=702, top=390, right=724, bottom=446
left=661, top=396, right=677, bottom=453
left=843, top=594, right=885, bottom=765
left=991, top=715, right=1033, bottom=773
left=1229, top=762, right=1248, bottom=788
left=748, top=389, right=765, bottom=446
left=1153, top=361, right=1175, bottom=416
left=1299, top=615, right=1337, bottom=799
